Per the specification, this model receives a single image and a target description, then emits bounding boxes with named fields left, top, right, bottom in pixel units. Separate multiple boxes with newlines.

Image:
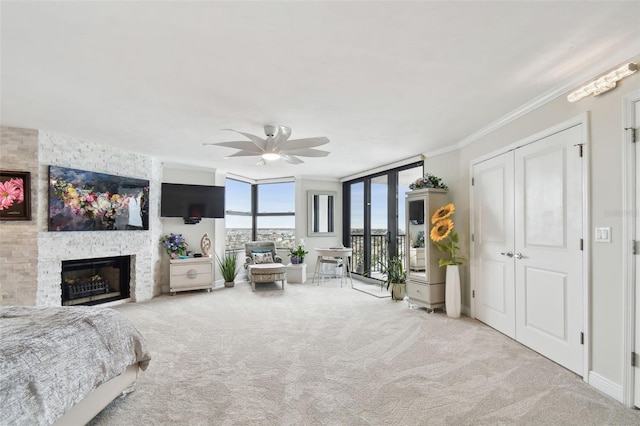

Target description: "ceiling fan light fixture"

left=262, top=152, right=281, bottom=161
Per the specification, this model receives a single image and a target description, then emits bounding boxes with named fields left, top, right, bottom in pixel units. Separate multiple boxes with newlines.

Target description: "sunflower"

left=431, top=203, right=455, bottom=224
left=430, top=218, right=454, bottom=242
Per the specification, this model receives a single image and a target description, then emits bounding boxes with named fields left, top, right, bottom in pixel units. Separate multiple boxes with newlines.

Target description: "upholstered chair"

left=244, top=241, right=283, bottom=268
left=244, top=241, right=286, bottom=291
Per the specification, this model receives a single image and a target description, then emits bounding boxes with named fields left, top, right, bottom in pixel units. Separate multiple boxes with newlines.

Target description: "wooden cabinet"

left=405, top=188, right=448, bottom=311
left=169, top=257, right=214, bottom=295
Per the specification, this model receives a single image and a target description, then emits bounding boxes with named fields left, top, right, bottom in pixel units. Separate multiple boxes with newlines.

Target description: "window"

left=225, top=179, right=252, bottom=250
left=256, top=182, right=295, bottom=249
left=225, top=179, right=295, bottom=251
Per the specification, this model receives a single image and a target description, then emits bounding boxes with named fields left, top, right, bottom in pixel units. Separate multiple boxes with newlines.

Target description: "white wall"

left=422, top=54, right=640, bottom=400
left=160, top=166, right=224, bottom=290
left=37, top=131, right=163, bottom=304
left=295, top=177, right=342, bottom=275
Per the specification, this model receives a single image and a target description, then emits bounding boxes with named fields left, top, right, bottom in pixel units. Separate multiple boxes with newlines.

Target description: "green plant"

left=409, top=173, right=448, bottom=190
left=216, top=251, right=238, bottom=282
left=379, top=254, right=406, bottom=301
left=288, top=244, right=309, bottom=259
left=380, top=254, right=406, bottom=287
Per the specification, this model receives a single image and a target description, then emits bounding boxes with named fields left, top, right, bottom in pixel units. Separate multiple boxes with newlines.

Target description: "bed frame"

left=53, top=364, right=139, bottom=425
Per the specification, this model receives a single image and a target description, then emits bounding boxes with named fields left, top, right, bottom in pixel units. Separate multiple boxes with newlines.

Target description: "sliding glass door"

left=344, top=162, right=423, bottom=283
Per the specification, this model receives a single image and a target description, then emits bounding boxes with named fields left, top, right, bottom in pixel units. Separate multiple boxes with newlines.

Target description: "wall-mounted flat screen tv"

left=161, top=183, right=225, bottom=221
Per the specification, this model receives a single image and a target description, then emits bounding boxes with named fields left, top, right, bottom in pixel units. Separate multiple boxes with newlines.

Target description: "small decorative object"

left=414, top=230, right=425, bottom=248
left=200, top=233, right=212, bottom=257
left=289, top=244, right=309, bottom=265
left=430, top=203, right=464, bottom=318
left=380, top=254, right=406, bottom=301
left=160, top=233, right=188, bottom=258
left=409, top=173, right=448, bottom=191
left=216, top=251, right=238, bottom=287
left=0, top=170, right=31, bottom=221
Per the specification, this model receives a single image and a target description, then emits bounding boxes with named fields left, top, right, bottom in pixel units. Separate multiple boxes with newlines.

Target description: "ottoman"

left=247, top=263, right=287, bottom=292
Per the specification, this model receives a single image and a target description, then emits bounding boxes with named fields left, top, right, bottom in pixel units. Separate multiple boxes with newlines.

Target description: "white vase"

left=445, top=265, right=461, bottom=318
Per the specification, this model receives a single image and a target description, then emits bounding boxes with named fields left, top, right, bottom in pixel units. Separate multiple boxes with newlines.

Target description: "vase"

left=445, top=265, right=461, bottom=318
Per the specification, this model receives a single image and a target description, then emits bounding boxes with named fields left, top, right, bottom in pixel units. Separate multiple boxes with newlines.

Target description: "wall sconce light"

left=567, top=62, right=637, bottom=102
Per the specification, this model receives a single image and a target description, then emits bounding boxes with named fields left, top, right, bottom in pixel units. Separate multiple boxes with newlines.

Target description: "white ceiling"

left=2, top=1, right=639, bottom=181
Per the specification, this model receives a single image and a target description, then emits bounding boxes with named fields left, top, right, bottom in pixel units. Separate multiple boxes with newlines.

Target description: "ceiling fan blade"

left=225, top=150, right=262, bottom=158
left=279, top=136, right=329, bottom=150
left=223, top=129, right=267, bottom=150
left=270, top=126, right=288, bottom=151
left=282, top=148, right=330, bottom=157
left=282, top=155, right=304, bottom=164
left=205, top=141, right=265, bottom=153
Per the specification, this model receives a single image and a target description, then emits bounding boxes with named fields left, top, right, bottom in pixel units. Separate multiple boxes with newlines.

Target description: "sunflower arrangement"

left=430, top=203, right=464, bottom=267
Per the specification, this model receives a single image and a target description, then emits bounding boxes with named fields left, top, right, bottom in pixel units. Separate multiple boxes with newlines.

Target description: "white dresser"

left=169, top=257, right=214, bottom=295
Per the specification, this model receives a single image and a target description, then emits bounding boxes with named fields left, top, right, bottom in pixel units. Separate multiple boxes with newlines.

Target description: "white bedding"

left=0, top=306, right=151, bottom=425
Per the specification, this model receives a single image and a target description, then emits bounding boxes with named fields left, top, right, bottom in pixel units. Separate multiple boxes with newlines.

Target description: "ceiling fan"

left=204, top=125, right=330, bottom=165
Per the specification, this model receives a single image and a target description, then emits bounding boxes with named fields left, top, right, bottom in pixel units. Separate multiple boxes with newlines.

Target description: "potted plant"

left=160, top=233, right=188, bottom=259
left=353, top=251, right=365, bottom=274
left=380, top=254, right=406, bottom=301
left=216, top=251, right=239, bottom=288
left=409, top=173, right=448, bottom=191
left=289, top=244, right=308, bottom=264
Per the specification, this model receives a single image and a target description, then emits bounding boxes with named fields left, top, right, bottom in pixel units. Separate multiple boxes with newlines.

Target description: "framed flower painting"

left=0, top=170, right=31, bottom=221
left=48, top=166, right=149, bottom=231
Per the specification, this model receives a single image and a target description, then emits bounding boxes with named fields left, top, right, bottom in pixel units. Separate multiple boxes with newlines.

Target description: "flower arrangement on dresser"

left=160, top=233, right=188, bottom=258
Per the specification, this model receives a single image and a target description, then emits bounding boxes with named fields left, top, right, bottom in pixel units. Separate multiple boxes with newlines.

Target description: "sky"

left=224, top=178, right=412, bottom=230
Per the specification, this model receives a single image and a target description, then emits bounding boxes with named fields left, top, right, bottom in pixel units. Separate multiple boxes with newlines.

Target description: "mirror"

left=308, top=190, right=336, bottom=235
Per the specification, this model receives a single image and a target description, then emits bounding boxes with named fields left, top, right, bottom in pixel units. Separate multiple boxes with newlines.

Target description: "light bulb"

left=262, top=153, right=281, bottom=161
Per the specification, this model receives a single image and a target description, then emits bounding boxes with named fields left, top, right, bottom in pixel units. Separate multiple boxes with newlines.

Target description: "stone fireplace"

left=61, top=256, right=131, bottom=306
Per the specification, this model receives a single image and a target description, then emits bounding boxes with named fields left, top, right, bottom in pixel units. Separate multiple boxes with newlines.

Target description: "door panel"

left=473, top=152, right=515, bottom=338
left=523, top=267, right=567, bottom=341
left=514, top=125, right=583, bottom=375
left=633, top=98, right=640, bottom=407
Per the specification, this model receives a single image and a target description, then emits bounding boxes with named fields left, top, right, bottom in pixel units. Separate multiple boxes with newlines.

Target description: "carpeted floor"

left=90, top=278, right=640, bottom=425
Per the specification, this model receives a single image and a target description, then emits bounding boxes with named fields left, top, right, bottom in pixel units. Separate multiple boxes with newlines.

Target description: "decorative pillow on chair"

left=253, top=252, right=274, bottom=264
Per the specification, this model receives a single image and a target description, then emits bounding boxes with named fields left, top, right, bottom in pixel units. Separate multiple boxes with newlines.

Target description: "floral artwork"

left=48, top=166, right=149, bottom=231
left=0, top=171, right=31, bottom=221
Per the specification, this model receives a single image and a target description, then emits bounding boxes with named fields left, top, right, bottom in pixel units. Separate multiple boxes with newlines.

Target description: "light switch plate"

left=594, top=227, right=611, bottom=243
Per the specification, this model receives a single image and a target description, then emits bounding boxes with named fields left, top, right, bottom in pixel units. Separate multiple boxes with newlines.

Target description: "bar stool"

left=312, top=248, right=353, bottom=287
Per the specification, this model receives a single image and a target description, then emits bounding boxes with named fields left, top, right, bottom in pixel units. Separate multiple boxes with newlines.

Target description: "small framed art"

left=0, top=170, right=31, bottom=221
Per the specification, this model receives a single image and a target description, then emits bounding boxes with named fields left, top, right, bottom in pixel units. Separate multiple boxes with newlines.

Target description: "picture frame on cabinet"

left=0, top=170, right=31, bottom=221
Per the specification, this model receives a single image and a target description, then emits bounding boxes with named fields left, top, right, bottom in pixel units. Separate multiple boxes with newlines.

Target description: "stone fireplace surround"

left=0, top=126, right=164, bottom=306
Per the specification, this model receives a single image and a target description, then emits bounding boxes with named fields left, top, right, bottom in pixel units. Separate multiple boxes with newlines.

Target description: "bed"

left=0, top=306, right=151, bottom=425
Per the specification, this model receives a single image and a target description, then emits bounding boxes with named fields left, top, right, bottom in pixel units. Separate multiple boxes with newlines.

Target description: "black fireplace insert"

left=61, top=256, right=131, bottom=306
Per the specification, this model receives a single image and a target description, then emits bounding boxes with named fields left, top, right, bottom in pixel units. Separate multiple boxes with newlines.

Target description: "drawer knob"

left=187, top=269, right=198, bottom=279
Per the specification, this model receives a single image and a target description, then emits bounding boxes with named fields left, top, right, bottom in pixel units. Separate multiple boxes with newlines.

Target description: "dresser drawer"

left=406, top=280, right=444, bottom=306
left=171, top=262, right=212, bottom=277
left=169, top=258, right=214, bottom=293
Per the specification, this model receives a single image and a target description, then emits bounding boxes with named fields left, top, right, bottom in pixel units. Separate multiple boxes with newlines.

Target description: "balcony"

left=349, top=233, right=406, bottom=281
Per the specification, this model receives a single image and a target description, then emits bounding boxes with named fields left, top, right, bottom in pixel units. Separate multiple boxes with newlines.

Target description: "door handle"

left=500, top=251, right=514, bottom=258
left=514, top=252, right=524, bottom=260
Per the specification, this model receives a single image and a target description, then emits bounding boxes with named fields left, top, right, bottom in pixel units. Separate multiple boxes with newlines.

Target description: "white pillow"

left=253, top=252, right=274, bottom=264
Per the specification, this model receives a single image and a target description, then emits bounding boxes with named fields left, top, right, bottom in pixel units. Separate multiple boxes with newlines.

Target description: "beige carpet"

left=90, top=279, right=640, bottom=425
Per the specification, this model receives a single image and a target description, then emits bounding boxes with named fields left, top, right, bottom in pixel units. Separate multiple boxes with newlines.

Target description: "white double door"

left=472, top=124, right=584, bottom=375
